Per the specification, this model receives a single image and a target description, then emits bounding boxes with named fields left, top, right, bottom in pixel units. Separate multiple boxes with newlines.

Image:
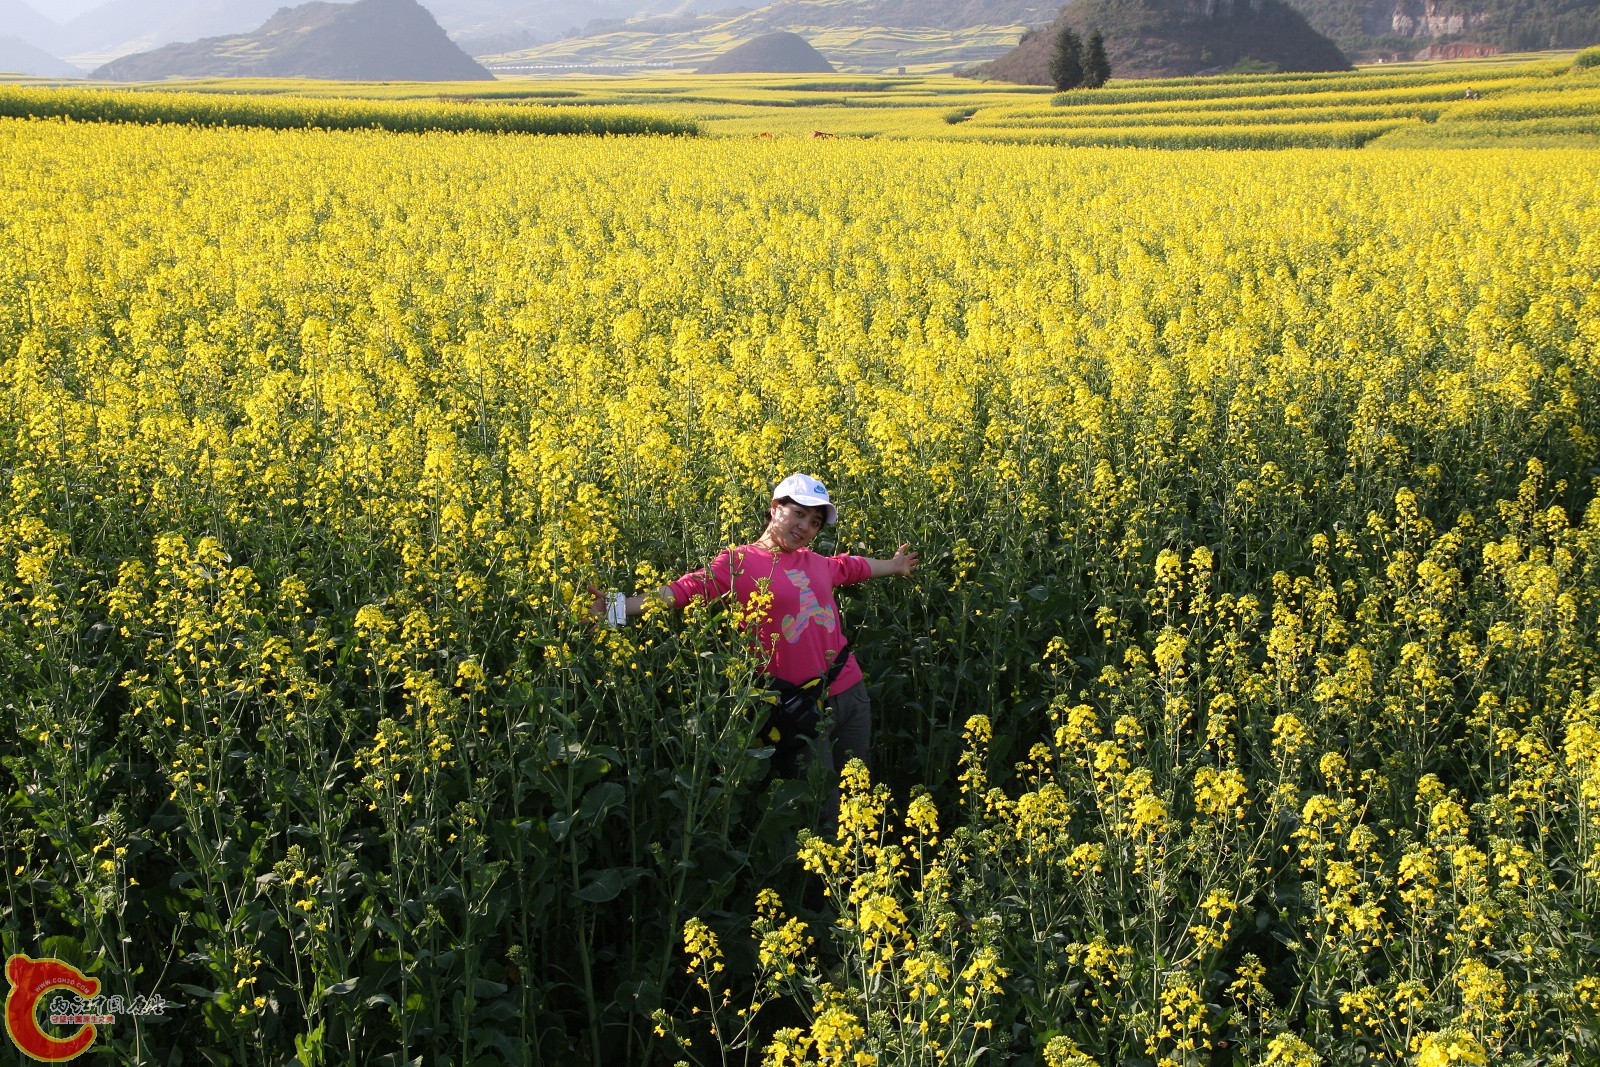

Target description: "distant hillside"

left=435, top=0, right=681, bottom=41
left=708, top=0, right=1060, bottom=33
left=698, top=31, right=837, bottom=72
left=480, top=0, right=1060, bottom=73
left=42, top=0, right=649, bottom=66
left=0, top=35, right=83, bottom=77
left=1284, top=0, right=1600, bottom=60
left=978, top=0, right=1352, bottom=81
left=91, top=0, right=493, bottom=81
left=0, top=0, right=61, bottom=52
left=436, top=0, right=626, bottom=40
left=59, top=0, right=288, bottom=69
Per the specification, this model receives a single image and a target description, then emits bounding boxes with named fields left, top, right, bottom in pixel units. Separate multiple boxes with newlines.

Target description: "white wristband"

left=607, top=592, right=627, bottom=627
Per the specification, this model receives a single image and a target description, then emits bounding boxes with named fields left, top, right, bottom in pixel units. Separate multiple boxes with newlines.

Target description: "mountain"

left=697, top=30, right=835, bottom=71
left=978, top=0, right=1352, bottom=81
left=90, top=0, right=493, bottom=81
left=0, top=0, right=61, bottom=51
left=0, top=35, right=83, bottom=76
left=478, top=0, right=1061, bottom=73
left=1284, top=0, right=1600, bottom=60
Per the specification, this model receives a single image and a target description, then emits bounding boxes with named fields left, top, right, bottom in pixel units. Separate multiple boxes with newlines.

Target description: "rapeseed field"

left=2, top=102, right=1599, bottom=1065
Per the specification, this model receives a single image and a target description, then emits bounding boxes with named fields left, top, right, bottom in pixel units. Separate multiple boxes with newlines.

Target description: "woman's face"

left=765, top=498, right=827, bottom=551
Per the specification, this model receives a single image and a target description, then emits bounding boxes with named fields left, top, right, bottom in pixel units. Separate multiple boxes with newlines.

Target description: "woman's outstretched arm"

left=589, top=548, right=738, bottom=624
left=863, top=544, right=919, bottom=579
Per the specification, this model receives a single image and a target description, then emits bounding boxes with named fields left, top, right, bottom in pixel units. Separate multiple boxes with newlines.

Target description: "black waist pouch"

left=758, top=646, right=849, bottom=778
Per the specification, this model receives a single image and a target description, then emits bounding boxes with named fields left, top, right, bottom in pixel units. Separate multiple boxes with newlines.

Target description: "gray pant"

left=821, top=681, right=872, bottom=776
left=819, top=681, right=871, bottom=832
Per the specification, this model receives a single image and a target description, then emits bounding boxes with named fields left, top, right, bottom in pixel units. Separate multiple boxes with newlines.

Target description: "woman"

left=594, top=473, right=918, bottom=790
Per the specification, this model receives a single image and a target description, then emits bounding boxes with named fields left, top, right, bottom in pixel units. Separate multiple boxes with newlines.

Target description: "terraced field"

left=477, top=19, right=1046, bottom=75
left=8, top=51, right=1593, bottom=147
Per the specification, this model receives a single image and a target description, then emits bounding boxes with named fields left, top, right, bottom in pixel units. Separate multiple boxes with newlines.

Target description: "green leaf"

left=473, top=978, right=508, bottom=998
left=577, top=781, right=625, bottom=825
left=40, top=935, right=87, bottom=968
left=618, top=979, right=661, bottom=1015
left=572, top=868, right=623, bottom=903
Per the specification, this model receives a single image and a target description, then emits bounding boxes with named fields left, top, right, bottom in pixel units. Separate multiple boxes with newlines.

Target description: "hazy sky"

left=17, top=0, right=668, bottom=32
left=30, top=0, right=104, bottom=19
left=9, top=0, right=686, bottom=71
left=19, top=0, right=661, bottom=23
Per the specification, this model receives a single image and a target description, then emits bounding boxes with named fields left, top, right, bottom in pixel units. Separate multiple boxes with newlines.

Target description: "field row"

left=0, top=83, right=698, bottom=137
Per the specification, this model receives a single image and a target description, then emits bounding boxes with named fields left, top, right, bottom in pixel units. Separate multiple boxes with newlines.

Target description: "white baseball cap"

left=771, top=473, right=837, bottom=526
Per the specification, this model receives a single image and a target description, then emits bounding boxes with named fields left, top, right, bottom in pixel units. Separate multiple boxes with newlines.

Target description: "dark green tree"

left=1082, top=29, right=1112, bottom=87
left=1050, top=25, right=1084, bottom=91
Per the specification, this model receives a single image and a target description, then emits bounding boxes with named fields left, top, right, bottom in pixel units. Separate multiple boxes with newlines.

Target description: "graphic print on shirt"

left=781, top=568, right=836, bottom=643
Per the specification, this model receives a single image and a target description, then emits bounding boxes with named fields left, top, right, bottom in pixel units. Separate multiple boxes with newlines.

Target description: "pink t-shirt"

left=668, top=545, right=872, bottom=696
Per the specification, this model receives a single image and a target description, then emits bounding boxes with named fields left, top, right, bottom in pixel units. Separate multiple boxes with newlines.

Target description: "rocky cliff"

left=1285, top=0, right=1599, bottom=60
left=1370, top=0, right=1485, bottom=37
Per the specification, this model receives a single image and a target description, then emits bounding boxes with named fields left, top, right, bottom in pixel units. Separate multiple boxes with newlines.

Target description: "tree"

left=1050, top=25, right=1084, bottom=91
left=1082, top=29, right=1112, bottom=87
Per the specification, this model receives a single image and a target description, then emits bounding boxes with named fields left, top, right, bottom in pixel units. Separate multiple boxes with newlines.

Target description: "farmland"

left=2, top=57, right=1600, bottom=1066
left=4, top=50, right=1598, bottom=145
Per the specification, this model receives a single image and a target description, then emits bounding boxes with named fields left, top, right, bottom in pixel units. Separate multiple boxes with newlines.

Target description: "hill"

left=0, top=35, right=82, bottom=77
left=434, top=0, right=680, bottom=41
left=706, top=0, right=1060, bottom=33
left=479, top=0, right=1060, bottom=74
left=90, top=0, right=493, bottom=81
left=59, top=0, right=286, bottom=69
left=978, top=0, right=1352, bottom=81
left=1284, top=0, right=1600, bottom=61
left=698, top=31, right=836, bottom=73
left=0, top=0, right=60, bottom=53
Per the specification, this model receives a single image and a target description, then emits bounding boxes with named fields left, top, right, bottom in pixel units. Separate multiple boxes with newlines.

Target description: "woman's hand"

left=585, top=585, right=671, bottom=626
